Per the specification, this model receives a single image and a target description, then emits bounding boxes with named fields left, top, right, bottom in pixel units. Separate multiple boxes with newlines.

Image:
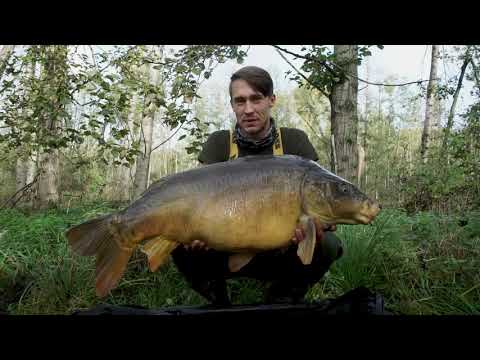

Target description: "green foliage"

left=0, top=45, right=250, bottom=173
left=162, top=46, right=248, bottom=156
left=308, top=209, right=480, bottom=314
left=1, top=207, right=479, bottom=314
left=291, top=86, right=331, bottom=165
left=284, top=45, right=377, bottom=97
left=401, top=100, right=480, bottom=213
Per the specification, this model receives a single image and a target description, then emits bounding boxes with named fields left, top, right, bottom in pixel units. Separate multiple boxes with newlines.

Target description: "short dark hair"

left=229, top=66, right=274, bottom=98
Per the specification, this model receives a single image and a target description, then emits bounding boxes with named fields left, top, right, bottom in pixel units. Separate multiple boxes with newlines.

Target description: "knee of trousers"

left=318, top=232, right=343, bottom=263
left=171, top=246, right=230, bottom=279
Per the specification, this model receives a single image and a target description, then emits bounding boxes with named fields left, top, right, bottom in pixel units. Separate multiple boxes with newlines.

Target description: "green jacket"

left=198, top=127, right=318, bottom=164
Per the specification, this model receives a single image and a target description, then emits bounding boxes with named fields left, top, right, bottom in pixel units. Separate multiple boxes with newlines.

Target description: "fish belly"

left=188, top=189, right=302, bottom=252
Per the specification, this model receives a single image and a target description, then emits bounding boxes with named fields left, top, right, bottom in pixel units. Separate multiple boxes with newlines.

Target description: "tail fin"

left=95, top=239, right=133, bottom=298
left=66, top=215, right=133, bottom=298
left=66, top=215, right=113, bottom=256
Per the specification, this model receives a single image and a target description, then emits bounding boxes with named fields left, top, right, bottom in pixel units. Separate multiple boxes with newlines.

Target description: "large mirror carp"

left=66, top=155, right=381, bottom=297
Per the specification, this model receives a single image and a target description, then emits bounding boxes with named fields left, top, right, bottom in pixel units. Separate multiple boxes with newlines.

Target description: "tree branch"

left=299, top=114, right=328, bottom=145
left=272, top=45, right=338, bottom=77
left=142, top=58, right=168, bottom=66
left=272, top=45, right=437, bottom=87
left=274, top=48, right=329, bottom=98
left=150, top=122, right=185, bottom=154
left=442, top=51, right=472, bottom=156
left=1, top=174, right=40, bottom=209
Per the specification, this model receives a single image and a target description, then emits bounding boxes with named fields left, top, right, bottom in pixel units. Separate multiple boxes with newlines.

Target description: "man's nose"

left=244, top=100, right=254, bottom=113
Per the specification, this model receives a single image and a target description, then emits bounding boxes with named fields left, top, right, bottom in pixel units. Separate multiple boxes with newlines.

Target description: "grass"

left=307, top=209, right=480, bottom=314
left=1, top=203, right=479, bottom=315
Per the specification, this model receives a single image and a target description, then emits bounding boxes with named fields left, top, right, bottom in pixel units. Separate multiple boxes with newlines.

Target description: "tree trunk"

left=357, top=143, right=365, bottom=186
left=133, top=105, right=154, bottom=199
left=0, top=45, right=15, bottom=80
left=470, top=59, right=480, bottom=88
left=360, top=58, right=369, bottom=189
left=420, top=45, right=440, bottom=163
left=13, top=46, right=37, bottom=207
left=329, top=45, right=359, bottom=183
left=441, top=49, right=471, bottom=160
left=108, top=94, right=139, bottom=202
left=15, top=154, right=36, bottom=207
left=133, top=46, right=164, bottom=199
left=37, top=150, right=60, bottom=208
left=35, top=46, right=68, bottom=209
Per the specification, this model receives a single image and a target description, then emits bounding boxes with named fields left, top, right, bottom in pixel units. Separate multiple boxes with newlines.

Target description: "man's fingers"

left=191, top=240, right=201, bottom=249
left=188, top=240, right=208, bottom=251
left=292, top=228, right=304, bottom=244
left=324, top=224, right=337, bottom=232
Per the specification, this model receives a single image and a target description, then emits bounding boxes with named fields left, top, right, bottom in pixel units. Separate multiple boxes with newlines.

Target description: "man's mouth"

left=243, top=120, right=259, bottom=128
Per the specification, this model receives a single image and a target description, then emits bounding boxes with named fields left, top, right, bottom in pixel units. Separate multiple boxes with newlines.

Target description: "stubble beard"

left=240, top=115, right=271, bottom=140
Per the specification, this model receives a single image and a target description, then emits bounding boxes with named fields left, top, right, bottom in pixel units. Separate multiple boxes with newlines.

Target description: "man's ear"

left=269, top=94, right=276, bottom=107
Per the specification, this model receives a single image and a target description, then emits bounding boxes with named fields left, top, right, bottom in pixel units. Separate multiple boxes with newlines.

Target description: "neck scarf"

left=234, top=118, right=278, bottom=152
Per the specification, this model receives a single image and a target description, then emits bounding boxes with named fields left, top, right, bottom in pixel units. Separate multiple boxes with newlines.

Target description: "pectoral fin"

left=141, top=236, right=179, bottom=272
left=228, top=253, right=255, bottom=273
left=297, top=215, right=316, bottom=265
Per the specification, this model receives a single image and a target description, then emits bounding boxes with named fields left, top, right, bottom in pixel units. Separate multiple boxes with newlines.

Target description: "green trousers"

left=172, top=232, right=343, bottom=305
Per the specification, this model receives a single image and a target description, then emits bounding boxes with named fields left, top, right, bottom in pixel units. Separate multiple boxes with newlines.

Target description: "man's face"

left=230, top=79, right=276, bottom=138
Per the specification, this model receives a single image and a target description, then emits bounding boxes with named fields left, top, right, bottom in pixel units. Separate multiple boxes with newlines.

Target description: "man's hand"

left=291, top=221, right=336, bottom=246
left=184, top=240, right=209, bottom=251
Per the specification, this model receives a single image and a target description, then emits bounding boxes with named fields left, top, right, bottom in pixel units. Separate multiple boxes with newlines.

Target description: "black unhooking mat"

left=70, top=287, right=393, bottom=317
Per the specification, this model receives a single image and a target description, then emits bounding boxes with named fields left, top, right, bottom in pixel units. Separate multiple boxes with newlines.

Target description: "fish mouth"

left=355, top=204, right=381, bottom=224
left=336, top=213, right=374, bottom=225
left=353, top=212, right=376, bottom=225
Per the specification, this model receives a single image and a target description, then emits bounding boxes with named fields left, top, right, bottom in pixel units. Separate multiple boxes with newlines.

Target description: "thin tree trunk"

left=357, top=143, right=365, bottom=186
left=420, top=45, right=440, bottom=163
left=15, top=154, right=36, bottom=207
left=37, top=150, right=60, bottom=208
left=16, top=158, right=28, bottom=192
left=109, top=94, right=139, bottom=202
left=14, top=46, right=37, bottom=207
left=360, top=58, right=369, bottom=189
left=133, top=46, right=164, bottom=199
left=133, top=109, right=154, bottom=198
left=441, top=50, right=471, bottom=159
left=329, top=45, right=359, bottom=183
left=330, top=134, right=337, bottom=173
left=35, top=46, right=68, bottom=209
left=470, top=59, right=480, bottom=88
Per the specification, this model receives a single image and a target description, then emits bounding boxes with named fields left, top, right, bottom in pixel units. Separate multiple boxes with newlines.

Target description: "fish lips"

left=355, top=204, right=381, bottom=224
left=353, top=212, right=377, bottom=225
